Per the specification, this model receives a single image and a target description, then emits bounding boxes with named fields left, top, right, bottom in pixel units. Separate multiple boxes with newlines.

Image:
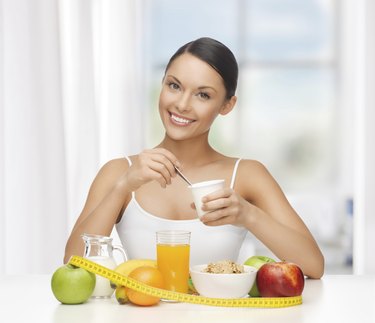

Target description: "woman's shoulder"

left=235, top=158, right=287, bottom=205
left=236, top=159, right=275, bottom=194
left=102, top=156, right=130, bottom=169
left=96, top=156, right=135, bottom=179
left=214, top=156, right=268, bottom=176
left=238, top=158, right=269, bottom=173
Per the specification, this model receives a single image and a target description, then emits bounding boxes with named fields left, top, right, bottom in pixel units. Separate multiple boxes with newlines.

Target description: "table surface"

left=0, top=274, right=374, bottom=323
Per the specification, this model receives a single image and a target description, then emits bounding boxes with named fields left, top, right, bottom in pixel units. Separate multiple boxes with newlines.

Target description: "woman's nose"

left=176, top=93, right=192, bottom=112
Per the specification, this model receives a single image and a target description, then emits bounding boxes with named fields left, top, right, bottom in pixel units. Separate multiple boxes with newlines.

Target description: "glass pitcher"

left=82, top=233, right=128, bottom=298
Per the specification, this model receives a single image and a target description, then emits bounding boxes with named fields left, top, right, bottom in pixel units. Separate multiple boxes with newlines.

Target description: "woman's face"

left=159, top=53, right=234, bottom=141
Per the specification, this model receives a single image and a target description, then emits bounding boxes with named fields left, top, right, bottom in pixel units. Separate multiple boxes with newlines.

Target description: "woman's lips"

left=169, top=112, right=195, bottom=126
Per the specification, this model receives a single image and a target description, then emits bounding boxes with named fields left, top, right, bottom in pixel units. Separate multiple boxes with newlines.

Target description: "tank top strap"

left=124, top=156, right=135, bottom=198
left=124, top=156, right=132, bottom=166
left=230, top=158, right=242, bottom=189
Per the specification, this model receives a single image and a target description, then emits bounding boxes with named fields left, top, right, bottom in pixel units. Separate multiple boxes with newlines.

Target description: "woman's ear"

left=220, top=96, right=237, bottom=115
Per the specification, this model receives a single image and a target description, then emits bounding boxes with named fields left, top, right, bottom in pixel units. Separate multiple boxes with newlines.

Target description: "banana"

left=111, top=259, right=157, bottom=288
left=115, top=285, right=129, bottom=304
left=115, top=259, right=157, bottom=276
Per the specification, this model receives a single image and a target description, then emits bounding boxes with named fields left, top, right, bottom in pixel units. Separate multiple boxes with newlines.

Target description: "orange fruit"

left=126, top=266, right=165, bottom=306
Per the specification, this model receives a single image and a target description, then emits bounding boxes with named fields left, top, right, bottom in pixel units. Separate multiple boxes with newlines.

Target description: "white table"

left=0, top=275, right=374, bottom=323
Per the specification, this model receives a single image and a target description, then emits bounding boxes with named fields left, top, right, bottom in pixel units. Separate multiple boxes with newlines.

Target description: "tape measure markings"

left=68, top=255, right=302, bottom=308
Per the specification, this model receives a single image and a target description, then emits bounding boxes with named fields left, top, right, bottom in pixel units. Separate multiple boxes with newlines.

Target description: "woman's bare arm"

left=200, top=160, right=324, bottom=278
left=64, top=149, right=180, bottom=263
left=243, top=161, right=324, bottom=278
left=64, top=159, right=131, bottom=263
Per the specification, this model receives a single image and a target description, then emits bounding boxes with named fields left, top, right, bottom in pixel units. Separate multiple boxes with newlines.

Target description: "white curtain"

left=352, top=0, right=375, bottom=274
left=0, top=0, right=141, bottom=274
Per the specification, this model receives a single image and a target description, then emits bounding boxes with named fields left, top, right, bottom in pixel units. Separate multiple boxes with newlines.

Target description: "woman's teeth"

left=170, top=113, right=193, bottom=124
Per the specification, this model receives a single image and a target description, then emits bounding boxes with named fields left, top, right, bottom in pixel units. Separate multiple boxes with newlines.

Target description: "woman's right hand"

left=124, top=148, right=180, bottom=190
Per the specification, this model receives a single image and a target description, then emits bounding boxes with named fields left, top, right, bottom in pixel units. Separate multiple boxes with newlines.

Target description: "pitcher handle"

left=113, top=244, right=128, bottom=262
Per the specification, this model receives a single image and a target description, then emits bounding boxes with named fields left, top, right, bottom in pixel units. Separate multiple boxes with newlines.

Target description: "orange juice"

left=157, top=244, right=190, bottom=293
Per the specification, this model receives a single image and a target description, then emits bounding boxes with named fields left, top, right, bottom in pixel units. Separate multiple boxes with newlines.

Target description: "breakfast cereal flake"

left=203, top=260, right=244, bottom=274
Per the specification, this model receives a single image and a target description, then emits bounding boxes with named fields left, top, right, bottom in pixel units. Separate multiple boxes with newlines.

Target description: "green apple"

left=51, top=264, right=96, bottom=304
left=188, top=277, right=197, bottom=294
left=244, top=255, right=276, bottom=297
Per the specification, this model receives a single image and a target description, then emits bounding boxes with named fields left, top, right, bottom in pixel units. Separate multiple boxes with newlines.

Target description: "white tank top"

left=116, top=157, right=251, bottom=265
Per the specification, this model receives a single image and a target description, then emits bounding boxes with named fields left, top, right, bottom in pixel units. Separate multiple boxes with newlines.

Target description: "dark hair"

left=164, top=37, right=238, bottom=99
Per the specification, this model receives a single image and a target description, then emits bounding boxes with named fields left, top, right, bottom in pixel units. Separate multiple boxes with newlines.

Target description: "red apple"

left=256, top=262, right=305, bottom=297
left=244, top=255, right=275, bottom=297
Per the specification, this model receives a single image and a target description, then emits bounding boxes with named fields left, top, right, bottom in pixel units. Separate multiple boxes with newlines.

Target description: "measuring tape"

left=69, top=255, right=302, bottom=308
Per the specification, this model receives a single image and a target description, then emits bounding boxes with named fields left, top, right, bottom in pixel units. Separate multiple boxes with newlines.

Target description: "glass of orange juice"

left=156, top=230, right=191, bottom=293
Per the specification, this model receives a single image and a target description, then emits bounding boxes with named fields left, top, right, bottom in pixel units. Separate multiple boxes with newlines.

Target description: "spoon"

left=174, top=166, right=193, bottom=186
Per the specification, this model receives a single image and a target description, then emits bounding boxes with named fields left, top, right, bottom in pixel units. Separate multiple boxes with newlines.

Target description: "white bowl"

left=190, top=264, right=257, bottom=299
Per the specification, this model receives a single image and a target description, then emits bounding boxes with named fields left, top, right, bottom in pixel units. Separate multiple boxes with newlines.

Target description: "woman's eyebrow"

left=197, top=85, right=217, bottom=93
left=166, top=75, right=181, bottom=84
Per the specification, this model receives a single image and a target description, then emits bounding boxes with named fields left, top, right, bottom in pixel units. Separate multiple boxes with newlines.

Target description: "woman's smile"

left=169, top=111, right=196, bottom=126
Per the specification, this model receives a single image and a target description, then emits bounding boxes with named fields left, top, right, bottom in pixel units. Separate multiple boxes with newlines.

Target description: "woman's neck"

left=157, top=134, right=222, bottom=168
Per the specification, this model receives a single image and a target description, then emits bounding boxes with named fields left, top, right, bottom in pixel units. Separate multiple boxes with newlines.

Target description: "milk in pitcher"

left=87, top=256, right=117, bottom=298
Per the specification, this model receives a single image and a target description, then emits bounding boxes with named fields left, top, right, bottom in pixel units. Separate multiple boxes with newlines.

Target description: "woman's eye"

left=168, top=82, right=180, bottom=90
left=198, top=92, right=210, bottom=100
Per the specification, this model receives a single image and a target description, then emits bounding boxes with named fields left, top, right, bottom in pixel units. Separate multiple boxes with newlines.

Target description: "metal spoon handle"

left=174, top=166, right=193, bottom=186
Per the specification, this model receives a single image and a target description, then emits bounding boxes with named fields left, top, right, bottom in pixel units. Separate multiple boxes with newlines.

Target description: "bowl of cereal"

left=190, top=260, right=257, bottom=299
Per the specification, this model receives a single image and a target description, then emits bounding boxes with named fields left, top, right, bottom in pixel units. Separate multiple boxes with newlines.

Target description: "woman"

left=64, top=37, right=324, bottom=278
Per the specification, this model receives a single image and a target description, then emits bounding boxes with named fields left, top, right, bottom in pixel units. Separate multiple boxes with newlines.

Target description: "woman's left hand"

left=199, top=188, right=252, bottom=227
